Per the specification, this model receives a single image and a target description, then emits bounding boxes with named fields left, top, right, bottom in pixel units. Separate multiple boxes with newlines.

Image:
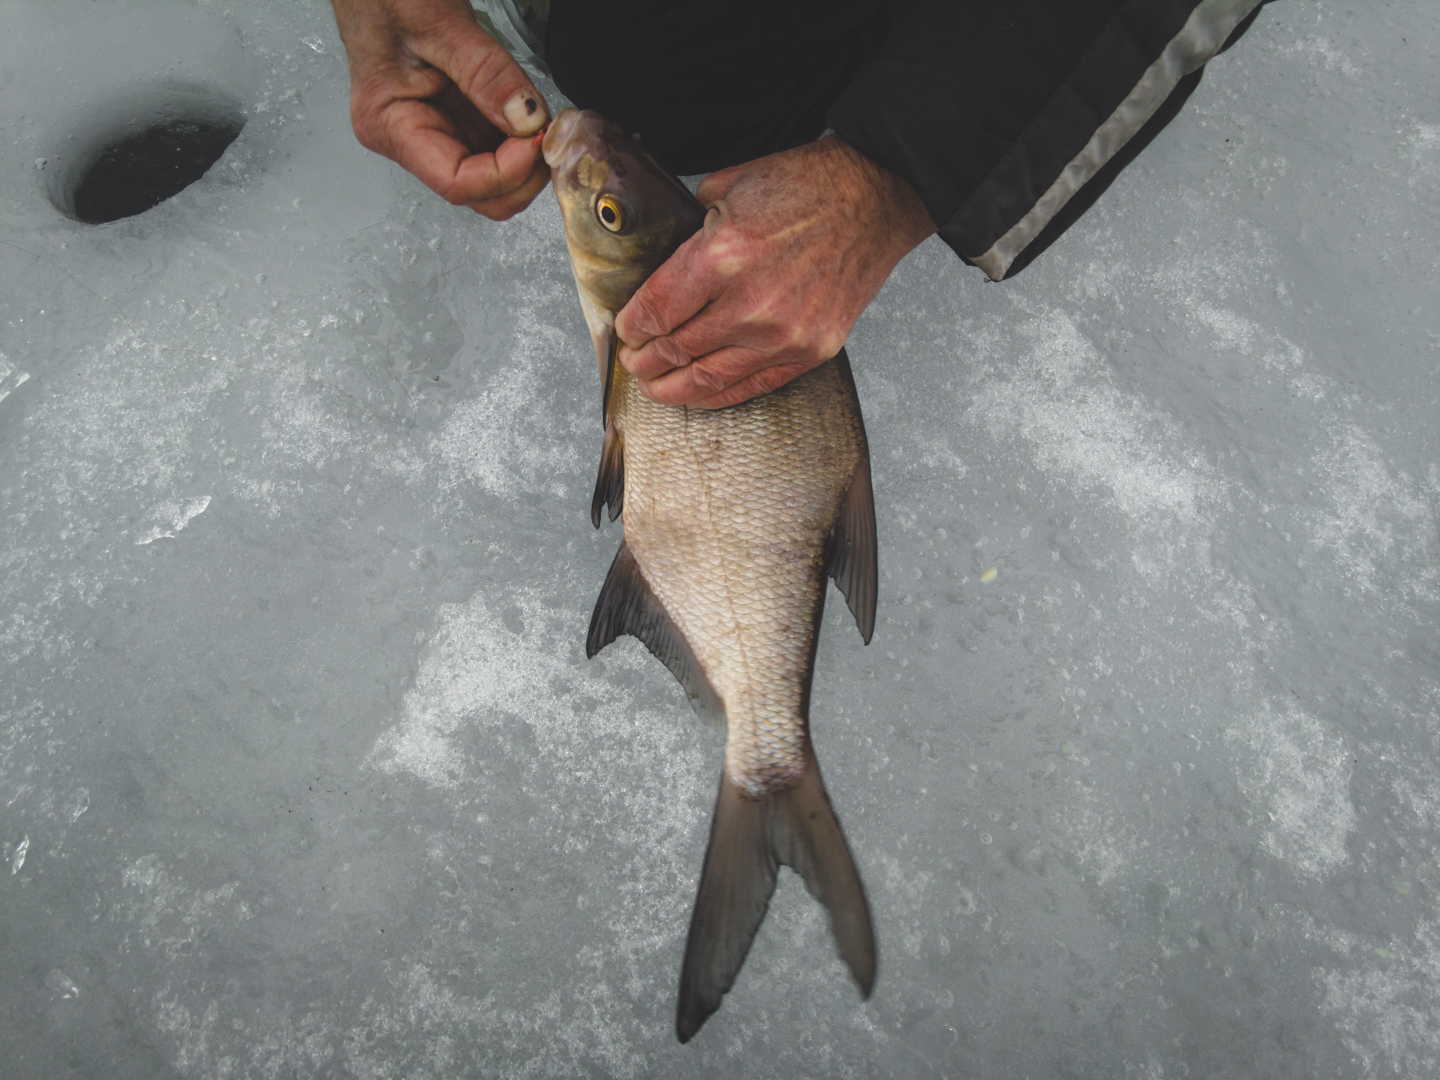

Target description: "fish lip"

left=541, top=108, right=583, bottom=169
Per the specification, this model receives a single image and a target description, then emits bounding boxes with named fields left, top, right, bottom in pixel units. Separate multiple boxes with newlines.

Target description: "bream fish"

left=541, top=108, right=879, bottom=1042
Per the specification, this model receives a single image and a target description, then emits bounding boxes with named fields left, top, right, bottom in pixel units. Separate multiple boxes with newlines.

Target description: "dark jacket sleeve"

left=827, top=0, right=1265, bottom=279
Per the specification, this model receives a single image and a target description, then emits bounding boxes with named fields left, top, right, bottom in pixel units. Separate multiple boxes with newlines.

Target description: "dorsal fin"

left=825, top=451, right=877, bottom=644
left=590, top=420, right=625, bottom=528
left=587, top=542, right=724, bottom=723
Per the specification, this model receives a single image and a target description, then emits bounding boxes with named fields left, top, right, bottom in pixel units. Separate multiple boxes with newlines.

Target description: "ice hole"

left=48, top=82, right=245, bottom=224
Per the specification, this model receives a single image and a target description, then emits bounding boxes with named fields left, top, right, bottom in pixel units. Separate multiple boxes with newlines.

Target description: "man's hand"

left=615, top=136, right=936, bottom=408
left=331, top=0, right=550, bottom=220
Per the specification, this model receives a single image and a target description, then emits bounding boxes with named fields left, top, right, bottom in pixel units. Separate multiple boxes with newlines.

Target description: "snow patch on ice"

left=31, top=331, right=229, bottom=501
left=1401, top=122, right=1440, bottom=184
left=10, top=833, right=29, bottom=874
left=135, top=495, right=211, bottom=545
left=1281, top=35, right=1362, bottom=79
left=1306, top=423, right=1437, bottom=602
left=433, top=356, right=581, bottom=501
left=155, top=999, right=229, bottom=1079
left=1063, top=801, right=1134, bottom=887
left=44, top=968, right=80, bottom=999
left=367, top=588, right=672, bottom=788
left=0, top=351, right=31, bottom=404
left=253, top=371, right=428, bottom=489
left=121, top=856, right=249, bottom=955
left=431, top=268, right=587, bottom=501
left=975, top=309, right=1225, bottom=529
left=1225, top=704, right=1356, bottom=876
left=1186, top=301, right=1306, bottom=373
left=1316, top=918, right=1440, bottom=1079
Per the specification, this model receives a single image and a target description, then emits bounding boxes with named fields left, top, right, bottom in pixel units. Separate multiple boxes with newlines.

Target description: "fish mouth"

left=541, top=108, right=584, bottom=169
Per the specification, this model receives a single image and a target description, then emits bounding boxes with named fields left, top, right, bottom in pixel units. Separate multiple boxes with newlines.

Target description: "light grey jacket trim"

left=972, top=0, right=1263, bottom=281
left=472, top=0, right=550, bottom=78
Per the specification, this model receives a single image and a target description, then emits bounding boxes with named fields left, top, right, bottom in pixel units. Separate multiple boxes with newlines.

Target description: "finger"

left=429, top=82, right=503, bottom=154
left=413, top=14, right=549, bottom=137
left=617, top=300, right=750, bottom=381
left=467, top=153, right=551, bottom=220
left=615, top=236, right=719, bottom=346
left=694, top=164, right=745, bottom=206
left=689, top=362, right=813, bottom=410
left=384, top=100, right=541, bottom=206
left=637, top=347, right=765, bottom=407
left=617, top=336, right=690, bottom=381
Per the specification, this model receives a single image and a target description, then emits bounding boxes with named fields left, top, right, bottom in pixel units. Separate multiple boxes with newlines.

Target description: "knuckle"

left=354, top=125, right=385, bottom=157
left=817, top=327, right=847, bottom=361
left=633, top=291, right=662, bottom=329
left=475, top=200, right=519, bottom=221
left=756, top=367, right=792, bottom=394
left=458, top=42, right=521, bottom=101
left=623, top=291, right=662, bottom=340
left=688, top=363, right=729, bottom=396
left=437, top=179, right=470, bottom=206
left=787, top=324, right=817, bottom=356
left=656, top=336, right=690, bottom=368
left=702, top=235, right=744, bottom=279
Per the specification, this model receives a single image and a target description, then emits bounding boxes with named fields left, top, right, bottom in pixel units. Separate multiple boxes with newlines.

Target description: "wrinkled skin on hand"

left=615, top=135, right=936, bottom=409
left=330, top=0, right=550, bottom=220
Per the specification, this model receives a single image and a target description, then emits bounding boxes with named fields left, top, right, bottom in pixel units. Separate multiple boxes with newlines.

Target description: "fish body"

left=542, top=109, right=878, bottom=1042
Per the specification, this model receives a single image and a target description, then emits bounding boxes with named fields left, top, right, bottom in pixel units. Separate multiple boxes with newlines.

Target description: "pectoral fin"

left=590, top=420, right=624, bottom=528
left=587, top=542, right=723, bottom=723
left=823, top=349, right=878, bottom=645
left=825, top=453, right=878, bottom=645
left=600, top=328, right=618, bottom=425
left=576, top=287, right=619, bottom=425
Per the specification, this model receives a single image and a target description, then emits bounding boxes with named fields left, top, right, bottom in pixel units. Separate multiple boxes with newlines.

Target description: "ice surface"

left=1, top=2, right=1438, bottom=1077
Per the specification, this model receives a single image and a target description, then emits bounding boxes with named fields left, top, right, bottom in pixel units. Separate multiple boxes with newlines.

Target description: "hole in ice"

left=70, top=118, right=242, bottom=224
left=49, top=83, right=245, bottom=224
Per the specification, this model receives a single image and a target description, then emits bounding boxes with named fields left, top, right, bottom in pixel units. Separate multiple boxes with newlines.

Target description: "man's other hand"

left=614, top=136, right=935, bottom=409
left=331, top=0, right=550, bottom=220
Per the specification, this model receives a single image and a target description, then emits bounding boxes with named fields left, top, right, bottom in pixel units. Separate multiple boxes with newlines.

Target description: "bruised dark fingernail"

left=505, top=90, right=548, bottom=136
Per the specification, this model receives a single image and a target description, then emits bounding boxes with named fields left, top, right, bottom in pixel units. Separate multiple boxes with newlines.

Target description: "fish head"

left=544, top=108, right=705, bottom=314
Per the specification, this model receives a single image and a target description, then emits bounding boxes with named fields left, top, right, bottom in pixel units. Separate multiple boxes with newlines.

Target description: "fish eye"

left=595, top=194, right=626, bottom=233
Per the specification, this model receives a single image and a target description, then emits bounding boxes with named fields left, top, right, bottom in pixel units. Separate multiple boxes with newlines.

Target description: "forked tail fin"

left=676, top=750, right=875, bottom=1043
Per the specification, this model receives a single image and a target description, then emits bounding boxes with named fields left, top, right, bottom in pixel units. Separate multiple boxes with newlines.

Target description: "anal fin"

left=586, top=542, right=723, bottom=723
left=590, top=420, right=624, bottom=528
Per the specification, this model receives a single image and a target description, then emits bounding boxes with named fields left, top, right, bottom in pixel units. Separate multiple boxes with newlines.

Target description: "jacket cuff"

left=829, top=0, right=1263, bottom=279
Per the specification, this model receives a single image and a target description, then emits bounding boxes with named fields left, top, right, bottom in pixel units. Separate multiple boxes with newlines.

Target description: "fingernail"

left=505, top=91, right=548, bottom=136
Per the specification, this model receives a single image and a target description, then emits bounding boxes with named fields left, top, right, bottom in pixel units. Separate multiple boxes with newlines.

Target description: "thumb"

left=413, top=9, right=549, bottom=136
left=695, top=163, right=745, bottom=206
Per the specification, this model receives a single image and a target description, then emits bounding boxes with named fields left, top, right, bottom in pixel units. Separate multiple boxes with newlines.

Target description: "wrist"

left=821, top=134, right=936, bottom=260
